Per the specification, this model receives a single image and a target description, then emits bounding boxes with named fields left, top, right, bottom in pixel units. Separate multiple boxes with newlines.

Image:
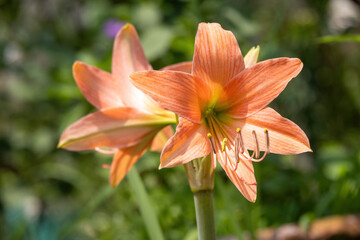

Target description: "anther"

left=264, top=128, right=270, bottom=154
left=207, top=133, right=216, bottom=154
left=236, top=128, right=245, bottom=154
left=221, top=138, right=228, bottom=167
left=221, top=138, right=228, bottom=152
left=252, top=130, right=260, bottom=158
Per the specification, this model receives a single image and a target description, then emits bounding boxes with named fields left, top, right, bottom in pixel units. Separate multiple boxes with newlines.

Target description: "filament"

left=236, top=128, right=245, bottom=153
left=252, top=130, right=260, bottom=158
left=207, top=133, right=217, bottom=169
left=207, top=133, right=216, bottom=154
left=234, top=128, right=271, bottom=170
left=208, top=128, right=270, bottom=173
left=264, top=128, right=270, bottom=154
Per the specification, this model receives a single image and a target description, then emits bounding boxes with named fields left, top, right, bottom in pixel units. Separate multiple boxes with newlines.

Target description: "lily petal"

left=150, top=125, right=174, bottom=152
left=73, top=61, right=124, bottom=109
left=130, top=71, right=209, bottom=123
left=109, top=140, right=150, bottom=187
left=160, top=118, right=211, bottom=168
left=228, top=107, right=311, bottom=154
left=192, top=23, right=245, bottom=90
left=210, top=126, right=257, bottom=202
left=220, top=157, right=257, bottom=202
left=112, top=23, right=152, bottom=80
left=112, top=23, right=159, bottom=112
left=223, top=58, right=303, bottom=118
left=220, top=161, right=257, bottom=202
left=216, top=141, right=257, bottom=186
left=161, top=61, right=192, bottom=73
left=58, top=107, right=174, bottom=151
left=244, top=46, right=260, bottom=68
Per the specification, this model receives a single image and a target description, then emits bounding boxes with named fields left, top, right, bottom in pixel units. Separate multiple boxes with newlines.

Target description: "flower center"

left=205, top=106, right=216, bottom=118
left=203, top=104, right=230, bottom=128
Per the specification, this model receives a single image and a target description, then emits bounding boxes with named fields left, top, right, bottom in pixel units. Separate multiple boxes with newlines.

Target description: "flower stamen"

left=234, top=128, right=271, bottom=166
left=252, top=130, right=260, bottom=158
left=264, top=128, right=270, bottom=154
left=234, top=128, right=245, bottom=171
left=207, top=133, right=217, bottom=169
left=221, top=138, right=228, bottom=152
left=207, top=133, right=216, bottom=154
left=222, top=138, right=228, bottom=167
left=236, top=128, right=245, bottom=154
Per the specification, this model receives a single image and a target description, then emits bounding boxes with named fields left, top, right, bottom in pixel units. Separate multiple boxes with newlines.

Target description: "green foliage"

left=318, top=35, right=360, bottom=43
left=1, top=0, right=360, bottom=239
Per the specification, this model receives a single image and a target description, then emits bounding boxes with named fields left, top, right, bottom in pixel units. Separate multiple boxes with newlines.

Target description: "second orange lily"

left=130, top=23, right=311, bottom=202
left=58, top=24, right=191, bottom=187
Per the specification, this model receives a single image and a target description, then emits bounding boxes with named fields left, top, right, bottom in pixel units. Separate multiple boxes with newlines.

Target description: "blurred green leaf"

left=142, top=26, right=174, bottom=61
left=133, top=3, right=161, bottom=29
left=222, top=7, right=259, bottom=38
left=324, top=162, right=351, bottom=181
left=318, top=35, right=360, bottom=43
left=127, top=167, right=164, bottom=240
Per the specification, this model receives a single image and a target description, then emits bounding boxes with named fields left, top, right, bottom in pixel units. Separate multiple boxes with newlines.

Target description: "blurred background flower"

left=1, top=0, right=359, bottom=239
left=102, top=19, right=125, bottom=38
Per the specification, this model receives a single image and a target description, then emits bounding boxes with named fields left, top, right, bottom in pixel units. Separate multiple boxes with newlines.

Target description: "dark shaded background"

left=1, top=0, right=360, bottom=239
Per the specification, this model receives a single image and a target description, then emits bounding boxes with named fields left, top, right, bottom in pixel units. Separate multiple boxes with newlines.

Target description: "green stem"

left=127, top=166, right=164, bottom=240
left=193, top=190, right=216, bottom=240
left=184, top=156, right=216, bottom=240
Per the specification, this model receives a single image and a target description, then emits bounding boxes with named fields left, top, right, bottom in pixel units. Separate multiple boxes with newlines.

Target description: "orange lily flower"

left=58, top=24, right=191, bottom=187
left=130, top=23, right=311, bottom=202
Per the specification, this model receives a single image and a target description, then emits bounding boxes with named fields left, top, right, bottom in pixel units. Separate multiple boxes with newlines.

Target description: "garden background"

left=1, top=0, right=360, bottom=239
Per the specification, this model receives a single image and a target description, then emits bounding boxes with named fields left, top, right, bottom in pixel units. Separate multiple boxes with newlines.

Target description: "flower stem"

left=184, top=156, right=216, bottom=240
left=193, top=190, right=216, bottom=240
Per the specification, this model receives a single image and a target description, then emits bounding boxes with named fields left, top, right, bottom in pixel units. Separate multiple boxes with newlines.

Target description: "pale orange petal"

left=112, top=23, right=152, bottom=79
left=160, top=118, right=211, bottom=168
left=73, top=61, right=124, bottom=109
left=112, top=23, right=160, bottom=112
left=223, top=58, right=303, bottom=118
left=222, top=161, right=257, bottom=202
left=215, top=139, right=257, bottom=186
left=109, top=141, right=150, bottom=187
left=210, top=126, right=257, bottom=202
left=161, top=61, right=192, bottom=73
left=218, top=150, right=257, bottom=202
left=192, top=23, right=245, bottom=91
left=228, top=107, right=311, bottom=154
left=150, top=125, right=174, bottom=152
left=130, top=70, right=209, bottom=123
left=58, top=107, right=174, bottom=151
